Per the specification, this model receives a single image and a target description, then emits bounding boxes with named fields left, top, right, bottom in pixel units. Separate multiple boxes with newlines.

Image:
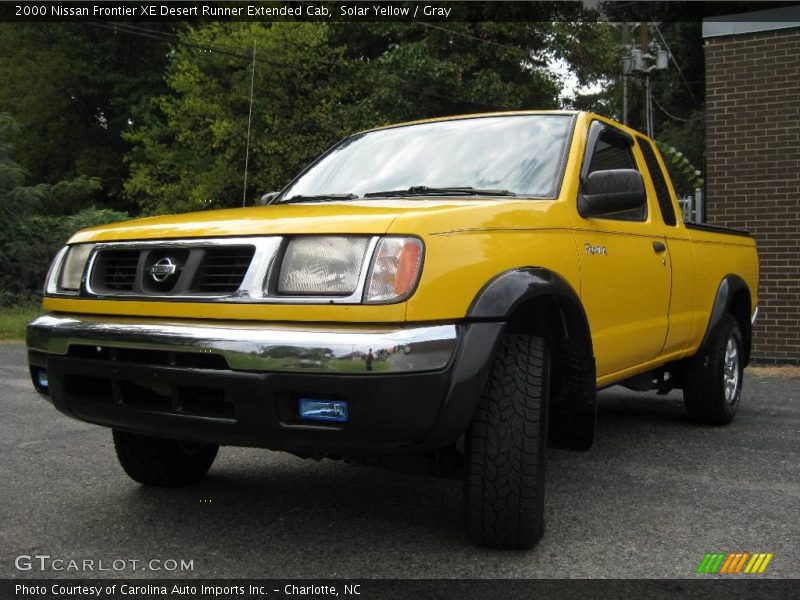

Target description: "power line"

left=653, top=23, right=700, bottom=107
left=651, top=94, right=704, bottom=123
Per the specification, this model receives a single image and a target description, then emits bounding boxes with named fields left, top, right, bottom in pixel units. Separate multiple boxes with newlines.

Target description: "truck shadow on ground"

left=112, top=389, right=699, bottom=559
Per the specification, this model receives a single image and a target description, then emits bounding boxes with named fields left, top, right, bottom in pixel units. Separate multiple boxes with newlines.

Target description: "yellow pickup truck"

left=27, top=111, right=759, bottom=549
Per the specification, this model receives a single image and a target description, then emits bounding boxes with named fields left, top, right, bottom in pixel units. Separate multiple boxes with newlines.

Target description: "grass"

left=0, top=303, right=41, bottom=342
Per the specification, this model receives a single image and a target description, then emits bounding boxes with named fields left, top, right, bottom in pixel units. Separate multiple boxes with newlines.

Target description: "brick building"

left=703, top=9, right=800, bottom=364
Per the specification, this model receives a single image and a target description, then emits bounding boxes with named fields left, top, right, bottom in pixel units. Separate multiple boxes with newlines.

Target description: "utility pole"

left=622, top=23, right=669, bottom=136
left=622, top=24, right=629, bottom=125
left=640, top=23, right=652, bottom=136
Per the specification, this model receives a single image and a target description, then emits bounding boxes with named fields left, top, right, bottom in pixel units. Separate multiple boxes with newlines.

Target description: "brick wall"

left=705, top=27, right=800, bottom=364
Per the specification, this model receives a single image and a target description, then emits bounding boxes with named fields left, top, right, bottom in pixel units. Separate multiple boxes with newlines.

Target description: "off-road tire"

left=684, top=314, right=743, bottom=425
left=463, top=334, right=550, bottom=549
left=113, top=430, right=218, bottom=486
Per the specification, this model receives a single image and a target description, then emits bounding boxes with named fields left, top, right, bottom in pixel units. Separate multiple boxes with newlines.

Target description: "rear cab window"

left=636, top=137, right=678, bottom=226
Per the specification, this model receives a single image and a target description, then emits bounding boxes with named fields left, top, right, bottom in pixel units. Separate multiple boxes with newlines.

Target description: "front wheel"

left=463, top=333, right=550, bottom=549
left=113, top=430, right=218, bottom=486
left=684, top=314, right=744, bottom=425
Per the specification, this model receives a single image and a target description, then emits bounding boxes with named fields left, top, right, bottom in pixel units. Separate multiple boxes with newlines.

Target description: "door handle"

left=652, top=241, right=667, bottom=253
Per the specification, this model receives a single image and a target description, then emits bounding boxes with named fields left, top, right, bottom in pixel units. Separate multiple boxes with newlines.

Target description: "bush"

left=0, top=207, right=129, bottom=306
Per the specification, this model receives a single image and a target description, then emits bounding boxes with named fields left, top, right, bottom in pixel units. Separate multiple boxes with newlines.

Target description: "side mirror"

left=257, top=192, right=279, bottom=206
left=579, top=169, right=646, bottom=218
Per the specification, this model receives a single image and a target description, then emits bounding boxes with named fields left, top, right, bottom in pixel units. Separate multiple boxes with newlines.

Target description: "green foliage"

left=554, top=22, right=622, bottom=115
left=333, top=22, right=565, bottom=119
left=563, top=19, right=706, bottom=200
left=656, top=139, right=704, bottom=197
left=125, top=23, right=359, bottom=214
left=621, top=22, right=706, bottom=173
left=0, top=23, right=174, bottom=212
left=0, top=113, right=128, bottom=305
left=1, top=20, right=707, bottom=220
left=0, top=208, right=129, bottom=306
left=1, top=111, right=104, bottom=215
left=126, top=21, right=606, bottom=214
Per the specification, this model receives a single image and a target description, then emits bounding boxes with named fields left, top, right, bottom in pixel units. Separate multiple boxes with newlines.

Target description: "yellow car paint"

left=45, top=111, right=759, bottom=386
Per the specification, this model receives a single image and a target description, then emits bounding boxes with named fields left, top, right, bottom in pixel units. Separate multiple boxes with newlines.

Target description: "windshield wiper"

left=363, top=186, right=516, bottom=198
left=280, top=193, right=359, bottom=204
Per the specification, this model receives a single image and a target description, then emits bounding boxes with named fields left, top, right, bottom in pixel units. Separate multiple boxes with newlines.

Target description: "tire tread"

left=684, top=314, right=742, bottom=425
left=113, top=430, right=218, bottom=487
left=464, top=334, right=549, bottom=549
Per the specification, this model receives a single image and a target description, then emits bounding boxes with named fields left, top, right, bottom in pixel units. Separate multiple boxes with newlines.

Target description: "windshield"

left=278, top=114, right=574, bottom=201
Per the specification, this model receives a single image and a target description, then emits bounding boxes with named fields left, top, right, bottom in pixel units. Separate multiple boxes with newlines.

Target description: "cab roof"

left=359, top=110, right=578, bottom=135
left=358, top=110, right=650, bottom=144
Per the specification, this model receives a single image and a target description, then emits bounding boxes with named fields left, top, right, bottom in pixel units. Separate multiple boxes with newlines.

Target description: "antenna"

left=242, top=40, right=256, bottom=207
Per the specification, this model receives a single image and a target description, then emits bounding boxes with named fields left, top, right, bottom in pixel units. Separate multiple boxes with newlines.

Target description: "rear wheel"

left=684, top=314, right=744, bottom=425
left=463, top=333, right=549, bottom=549
left=113, top=430, right=218, bottom=486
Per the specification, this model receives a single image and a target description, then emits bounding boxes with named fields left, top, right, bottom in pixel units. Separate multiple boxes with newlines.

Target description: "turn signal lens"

left=365, top=237, right=423, bottom=303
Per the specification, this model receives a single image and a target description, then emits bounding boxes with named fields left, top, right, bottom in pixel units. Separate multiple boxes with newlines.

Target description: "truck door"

left=575, top=121, right=671, bottom=377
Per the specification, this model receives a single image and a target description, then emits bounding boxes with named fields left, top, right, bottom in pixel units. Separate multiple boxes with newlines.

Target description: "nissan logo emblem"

left=148, top=257, right=179, bottom=283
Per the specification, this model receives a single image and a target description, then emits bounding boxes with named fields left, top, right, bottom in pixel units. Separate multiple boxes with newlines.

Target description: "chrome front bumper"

left=27, top=314, right=458, bottom=374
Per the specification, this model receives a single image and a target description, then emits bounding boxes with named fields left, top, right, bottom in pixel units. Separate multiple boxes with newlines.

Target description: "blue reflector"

left=298, top=398, right=348, bottom=422
left=37, top=369, right=49, bottom=390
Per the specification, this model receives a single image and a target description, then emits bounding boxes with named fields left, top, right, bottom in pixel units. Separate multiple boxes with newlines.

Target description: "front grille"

left=96, top=250, right=139, bottom=292
left=194, top=247, right=256, bottom=294
left=60, top=236, right=375, bottom=304
left=87, top=241, right=256, bottom=298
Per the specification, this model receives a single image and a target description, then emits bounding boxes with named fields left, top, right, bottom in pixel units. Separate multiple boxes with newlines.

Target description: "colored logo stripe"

left=697, top=552, right=773, bottom=574
left=719, top=552, right=749, bottom=574
left=697, top=553, right=725, bottom=574
left=745, top=553, right=773, bottom=574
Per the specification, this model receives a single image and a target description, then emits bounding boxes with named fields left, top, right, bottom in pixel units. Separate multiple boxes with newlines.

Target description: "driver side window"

left=586, top=127, right=647, bottom=222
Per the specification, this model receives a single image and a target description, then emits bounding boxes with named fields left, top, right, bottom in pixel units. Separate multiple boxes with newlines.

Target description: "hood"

left=68, top=198, right=549, bottom=243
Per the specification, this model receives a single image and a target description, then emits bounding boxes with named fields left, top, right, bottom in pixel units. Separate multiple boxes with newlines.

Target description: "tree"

left=0, top=23, right=174, bottom=213
left=0, top=113, right=126, bottom=304
left=125, top=19, right=614, bottom=214
left=330, top=21, right=565, bottom=120
left=581, top=3, right=709, bottom=197
left=125, top=22, right=363, bottom=214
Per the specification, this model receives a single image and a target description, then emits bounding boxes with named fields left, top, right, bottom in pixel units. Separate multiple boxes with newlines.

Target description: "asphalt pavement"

left=1, top=342, right=798, bottom=579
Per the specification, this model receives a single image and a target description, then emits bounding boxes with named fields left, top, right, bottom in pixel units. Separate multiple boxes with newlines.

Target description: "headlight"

left=278, top=236, right=369, bottom=295
left=364, top=237, right=423, bottom=303
left=45, top=244, right=94, bottom=293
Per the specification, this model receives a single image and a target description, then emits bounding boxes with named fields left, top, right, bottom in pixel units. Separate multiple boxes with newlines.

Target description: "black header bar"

left=2, top=1, right=800, bottom=23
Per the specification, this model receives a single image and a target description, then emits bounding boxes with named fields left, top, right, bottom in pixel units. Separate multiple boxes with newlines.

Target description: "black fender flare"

left=698, top=274, right=752, bottom=363
left=467, top=267, right=594, bottom=358
left=422, top=268, right=597, bottom=452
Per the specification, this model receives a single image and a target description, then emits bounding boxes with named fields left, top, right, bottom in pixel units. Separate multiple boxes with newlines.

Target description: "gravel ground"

left=1, top=342, right=798, bottom=579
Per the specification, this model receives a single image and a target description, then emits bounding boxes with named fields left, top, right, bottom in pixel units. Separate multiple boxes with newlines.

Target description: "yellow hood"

left=68, top=199, right=543, bottom=243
